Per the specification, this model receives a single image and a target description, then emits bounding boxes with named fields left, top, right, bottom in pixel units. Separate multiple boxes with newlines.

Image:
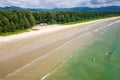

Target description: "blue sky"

left=0, top=0, right=120, bottom=8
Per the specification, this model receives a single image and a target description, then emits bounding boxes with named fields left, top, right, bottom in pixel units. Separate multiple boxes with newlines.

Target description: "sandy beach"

left=0, top=17, right=119, bottom=43
left=0, top=17, right=120, bottom=80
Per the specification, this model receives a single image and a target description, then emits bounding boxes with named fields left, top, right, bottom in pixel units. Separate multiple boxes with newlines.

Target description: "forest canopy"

left=0, top=10, right=120, bottom=33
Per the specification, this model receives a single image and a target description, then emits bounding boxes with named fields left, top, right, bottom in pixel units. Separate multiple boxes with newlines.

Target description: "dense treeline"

left=0, top=10, right=35, bottom=33
left=0, top=10, right=120, bottom=34
left=33, top=11, right=120, bottom=24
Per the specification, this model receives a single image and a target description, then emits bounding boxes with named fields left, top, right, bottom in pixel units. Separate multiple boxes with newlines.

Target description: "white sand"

left=0, top=17, right=119, bottom=43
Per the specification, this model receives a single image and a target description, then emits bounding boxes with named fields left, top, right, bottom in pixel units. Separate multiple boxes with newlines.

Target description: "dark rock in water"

left=109, top=52, right=112, bottom=55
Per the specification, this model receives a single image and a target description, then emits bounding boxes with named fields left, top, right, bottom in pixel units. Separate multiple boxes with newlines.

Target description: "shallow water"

left=45, top=21, right=120, bottom=80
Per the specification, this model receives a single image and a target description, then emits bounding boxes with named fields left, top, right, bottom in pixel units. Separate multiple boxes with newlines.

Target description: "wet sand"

left=0, top=17, right=120, bottom=80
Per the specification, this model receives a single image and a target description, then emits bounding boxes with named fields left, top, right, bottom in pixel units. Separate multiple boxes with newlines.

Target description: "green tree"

left=9, top=22, right=16, bottom=32
left=24, top=18, right=30, bottom=29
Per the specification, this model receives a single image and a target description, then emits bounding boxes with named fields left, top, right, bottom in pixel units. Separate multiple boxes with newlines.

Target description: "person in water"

left=91, top=58, right=95, bottom=61
left=105, top=52, right=113, bottom=56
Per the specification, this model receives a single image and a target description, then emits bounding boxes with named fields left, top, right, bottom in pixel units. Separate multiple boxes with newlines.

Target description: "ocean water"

left=45, top=22, right=120, bottom=80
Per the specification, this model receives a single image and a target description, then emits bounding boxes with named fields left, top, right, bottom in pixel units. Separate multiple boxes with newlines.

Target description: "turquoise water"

left=45, top=22, right=120, bottom=80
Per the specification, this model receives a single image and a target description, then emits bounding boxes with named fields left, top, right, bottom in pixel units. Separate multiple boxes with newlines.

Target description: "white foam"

left=94, top=19, right=120, bottom=32
left=40, top=73, right=50, bottom=80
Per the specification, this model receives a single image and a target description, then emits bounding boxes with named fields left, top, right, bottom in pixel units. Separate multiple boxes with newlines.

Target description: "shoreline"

left=0, top=16, right=120, bottom=80
left=44, top=18, right=120, bottom=80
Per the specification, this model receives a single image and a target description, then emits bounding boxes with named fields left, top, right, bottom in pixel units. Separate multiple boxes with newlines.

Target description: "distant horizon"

left=1, top=5, right=120, bottom=9
left=0, top=0, right=120, bottom=9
